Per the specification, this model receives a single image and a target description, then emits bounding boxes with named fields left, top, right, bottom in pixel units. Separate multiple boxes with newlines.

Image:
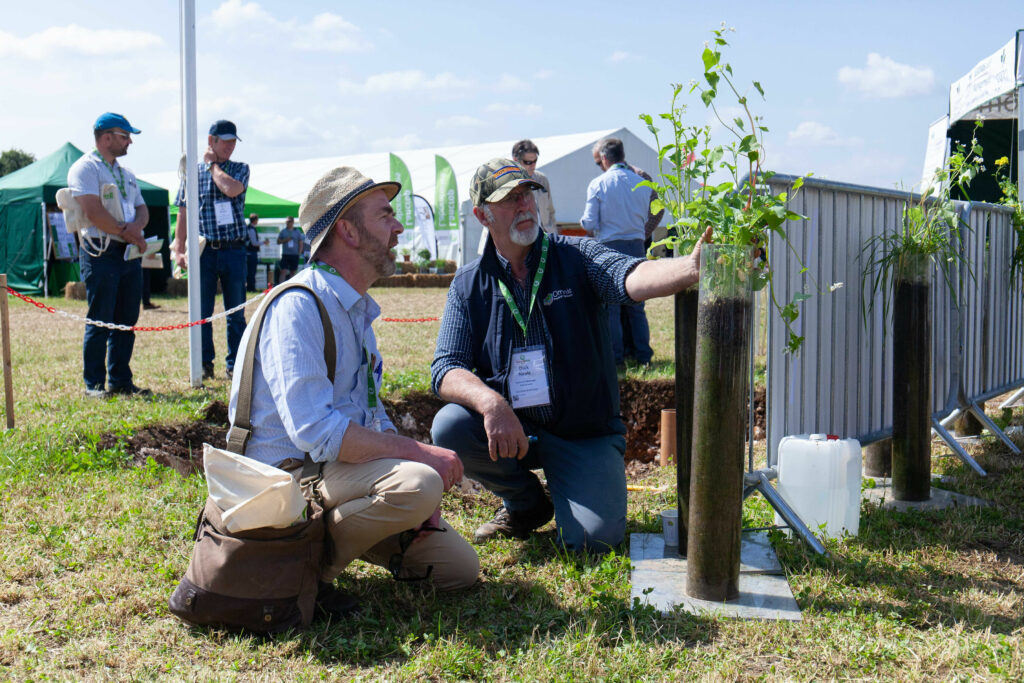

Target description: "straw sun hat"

left=299, top=167, right=400, bottom=261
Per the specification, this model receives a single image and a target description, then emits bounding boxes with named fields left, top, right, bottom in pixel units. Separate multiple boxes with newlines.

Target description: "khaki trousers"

left=287, top=458, right=478, bottom=591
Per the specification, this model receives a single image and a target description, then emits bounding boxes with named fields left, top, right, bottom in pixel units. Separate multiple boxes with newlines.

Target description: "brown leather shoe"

left=315, top=582, right=360, bottom=619
left=473, top=494, right=554, bottom=543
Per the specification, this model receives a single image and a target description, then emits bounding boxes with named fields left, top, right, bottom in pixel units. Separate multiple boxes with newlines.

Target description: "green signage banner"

left=434, top=155, right=458, bottom=232
left=389, top=153, right=414, bottom=232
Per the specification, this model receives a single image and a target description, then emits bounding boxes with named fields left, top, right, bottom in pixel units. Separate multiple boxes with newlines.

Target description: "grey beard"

left=509, top=211, right=540, bottom=246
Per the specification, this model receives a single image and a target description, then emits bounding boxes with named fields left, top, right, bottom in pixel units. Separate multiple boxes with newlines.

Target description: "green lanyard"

left=309, top=262, right=339, bottom=277
left=364, top=348, right=378, bottom=408
left=95, top=150, right=127, bottom=199
left=497, top=234, right=549, bottom=336
left=312, top=262, right=377, bottom=408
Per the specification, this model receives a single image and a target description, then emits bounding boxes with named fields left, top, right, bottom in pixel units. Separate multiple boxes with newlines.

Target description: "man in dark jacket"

left=430, top=159, right=709, bottom=552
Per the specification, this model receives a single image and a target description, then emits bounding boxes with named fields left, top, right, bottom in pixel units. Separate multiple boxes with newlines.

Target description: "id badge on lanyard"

left=214, top=201, right=234, bottom=226
left=508, top=345, right=551, bottom=409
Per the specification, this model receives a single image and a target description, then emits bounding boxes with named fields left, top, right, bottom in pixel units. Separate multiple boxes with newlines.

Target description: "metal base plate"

left=862, top=478, right=991, bottom=511
left=630, top=532, right=801, bottom=620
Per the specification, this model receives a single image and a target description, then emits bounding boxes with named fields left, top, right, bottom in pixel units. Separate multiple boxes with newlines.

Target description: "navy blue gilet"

left=450, top=234, right=626, bottom=440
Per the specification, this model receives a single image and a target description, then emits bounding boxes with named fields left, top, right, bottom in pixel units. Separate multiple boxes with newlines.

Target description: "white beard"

left=509, top=210, right=540, bottom=246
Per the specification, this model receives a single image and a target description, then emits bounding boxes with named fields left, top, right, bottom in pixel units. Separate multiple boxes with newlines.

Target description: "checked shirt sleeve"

left=576, top=239, right=645, bottom=305
left=430, top=283, right=474, bottom=396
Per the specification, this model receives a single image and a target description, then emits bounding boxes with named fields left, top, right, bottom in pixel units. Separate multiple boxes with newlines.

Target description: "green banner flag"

left=434, top=154, right=461, bottom=260
left=434, top=155, right=459, bottom=232
left=389, top=153, right=414, bottom=232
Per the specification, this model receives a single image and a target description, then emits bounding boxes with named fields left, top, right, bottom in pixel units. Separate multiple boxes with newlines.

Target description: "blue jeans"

left=246, top=250, right=259, bottom=291
left=431, top=403, right=627, bottom=552
left=80, top=244, right=142, bottom=390
left=604, top=239, right=652, bottom=364
left=199, top=246, right=246, bottom=372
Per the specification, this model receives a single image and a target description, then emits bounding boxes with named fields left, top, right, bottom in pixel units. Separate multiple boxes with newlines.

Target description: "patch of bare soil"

left=100, top=381, right=766, bottom=476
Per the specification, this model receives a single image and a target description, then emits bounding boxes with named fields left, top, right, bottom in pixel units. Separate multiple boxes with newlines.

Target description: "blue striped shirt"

left=432, top=236, right=642, bottom=426
left=227, top=267, right=394, bottom=468
left=175, top=160, right=250, bottom=241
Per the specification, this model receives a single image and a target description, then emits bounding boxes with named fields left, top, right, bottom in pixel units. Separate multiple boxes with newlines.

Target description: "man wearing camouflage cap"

left=430, top=159, right=710, bottom=552
left=229, top=167, right=478, bottom=617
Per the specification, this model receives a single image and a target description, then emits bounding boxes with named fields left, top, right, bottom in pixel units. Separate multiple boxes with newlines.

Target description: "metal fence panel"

left=763, top=176, right=960, bottom=465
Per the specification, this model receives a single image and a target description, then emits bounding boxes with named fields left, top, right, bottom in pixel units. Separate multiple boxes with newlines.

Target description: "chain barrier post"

left=1, top=276, right=15, bottom=429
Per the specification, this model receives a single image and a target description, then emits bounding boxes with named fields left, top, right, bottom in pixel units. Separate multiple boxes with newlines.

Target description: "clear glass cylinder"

left=686, top=244, right=753, bottom=602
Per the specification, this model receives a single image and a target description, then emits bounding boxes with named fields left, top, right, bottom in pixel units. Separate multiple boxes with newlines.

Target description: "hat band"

left=309, top=178, right=378, bottom=241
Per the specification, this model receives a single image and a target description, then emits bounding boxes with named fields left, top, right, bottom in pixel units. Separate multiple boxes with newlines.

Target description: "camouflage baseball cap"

left=470, top=158, right=543, bottom=206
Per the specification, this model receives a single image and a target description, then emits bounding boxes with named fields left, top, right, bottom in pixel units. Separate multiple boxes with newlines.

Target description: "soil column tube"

left=686, top=245, right=751, bottom=602
left=891, top=253, right=932, bottom=501
left=674, top=286, right=698, bottom=556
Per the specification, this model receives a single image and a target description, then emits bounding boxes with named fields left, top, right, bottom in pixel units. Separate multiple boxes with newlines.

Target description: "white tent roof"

left=140, top=126, right=663, bottom=227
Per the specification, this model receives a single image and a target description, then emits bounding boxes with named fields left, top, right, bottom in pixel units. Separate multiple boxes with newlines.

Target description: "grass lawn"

left=0, top=287, right=1021, bottom=680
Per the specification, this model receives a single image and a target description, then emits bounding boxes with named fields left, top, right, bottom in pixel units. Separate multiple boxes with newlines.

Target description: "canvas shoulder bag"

left=169, top=281, right=336, bottom=633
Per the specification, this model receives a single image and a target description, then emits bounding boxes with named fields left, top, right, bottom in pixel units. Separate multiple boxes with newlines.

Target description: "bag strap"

left=226, top=282, right=336, bottom=463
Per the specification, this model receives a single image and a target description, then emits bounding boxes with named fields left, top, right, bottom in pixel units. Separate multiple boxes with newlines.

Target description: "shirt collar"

left=492, top=232, right=544, bottom=280
left=306, top=263, right=380, bottom=320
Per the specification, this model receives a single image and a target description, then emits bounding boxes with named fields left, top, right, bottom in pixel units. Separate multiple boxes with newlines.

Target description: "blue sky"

left=1, top=1, right=1020, bottom=189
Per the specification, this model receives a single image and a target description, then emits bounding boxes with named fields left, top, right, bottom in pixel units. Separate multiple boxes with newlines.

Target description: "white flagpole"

left=181, top=0, right=202, bottom=386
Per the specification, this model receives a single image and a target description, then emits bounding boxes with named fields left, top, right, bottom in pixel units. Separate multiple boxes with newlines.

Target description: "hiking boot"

left=315, top=582, right=361, bottom=620
left=84, top=386, right=108, bottom=399
left=474, top=494, right=554, bottom=543
left=202, top=363, right=214, bottom=380
left=142, top=302, right=160, bottom=310
left=109, top=384, right=152, bottom=397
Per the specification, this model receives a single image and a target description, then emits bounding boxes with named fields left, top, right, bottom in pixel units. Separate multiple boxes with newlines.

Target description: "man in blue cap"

left=67, top=112, right=151, bottom=398
left=171, top=119, right=250, bottom=380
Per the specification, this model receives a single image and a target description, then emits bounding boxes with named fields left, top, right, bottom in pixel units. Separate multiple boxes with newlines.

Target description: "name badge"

left=508, top=346, right=551, bottom=409
left=214, top=201, right=234, bottom=226
left=286, top=240, right=294, bottom=249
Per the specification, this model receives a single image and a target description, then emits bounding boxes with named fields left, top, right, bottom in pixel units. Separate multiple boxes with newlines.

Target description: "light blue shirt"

left=228, top=266, right=395, bottom=468
left=579, top=163, right=652, bottom=244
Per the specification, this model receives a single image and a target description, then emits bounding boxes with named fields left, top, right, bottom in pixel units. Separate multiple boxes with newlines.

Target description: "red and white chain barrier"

left=4, top=286, right=439, bottom=331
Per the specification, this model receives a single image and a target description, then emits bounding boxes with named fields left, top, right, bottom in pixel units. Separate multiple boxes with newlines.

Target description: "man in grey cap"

left=430, top=158, right=710, bottom=552
left=172, top=119, right=250, bottom=380
left=67, top=112, right=151, bottom=398
left=228, top=166, right=478, bottom=615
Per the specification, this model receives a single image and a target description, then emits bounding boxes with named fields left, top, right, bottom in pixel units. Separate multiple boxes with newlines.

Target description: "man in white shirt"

left=229, top=166, right=478, bottom=616
left=67, top=112, right=150, bottom=398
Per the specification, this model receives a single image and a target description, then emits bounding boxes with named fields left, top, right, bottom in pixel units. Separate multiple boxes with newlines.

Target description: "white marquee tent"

left=142, top=126, right=664, bottom=265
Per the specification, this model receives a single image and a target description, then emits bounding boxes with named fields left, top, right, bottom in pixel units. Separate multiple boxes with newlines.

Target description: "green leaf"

left=753, top=81, right=765, bottom=97
left=705, top=71, right=720, bottom=89
left=702, top=47, right=719, bottom=71
left=700, top=89, right=716, bottom=107
left=650, top=198, right=665, bottom=214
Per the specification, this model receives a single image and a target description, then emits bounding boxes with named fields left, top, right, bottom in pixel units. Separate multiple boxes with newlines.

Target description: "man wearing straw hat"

left=229, top=167, right=478, bottom=616
left=430, top=158, right=710, bottom=553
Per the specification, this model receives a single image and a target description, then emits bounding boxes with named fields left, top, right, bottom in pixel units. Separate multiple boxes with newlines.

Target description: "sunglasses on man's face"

left=520, top=157, right=538, bottom=166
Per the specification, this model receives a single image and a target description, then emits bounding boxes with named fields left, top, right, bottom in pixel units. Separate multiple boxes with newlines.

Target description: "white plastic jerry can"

left=775, top=433, right=861, bottom=538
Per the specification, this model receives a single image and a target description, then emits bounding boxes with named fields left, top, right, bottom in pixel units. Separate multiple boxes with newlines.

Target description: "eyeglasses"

left=497, top=189, right=533, bottom=206
left=520, top=157, right=538, bottom=166
left=387, top=526, right=446, bottom=582
left=110, top=131, right=131, bottom=140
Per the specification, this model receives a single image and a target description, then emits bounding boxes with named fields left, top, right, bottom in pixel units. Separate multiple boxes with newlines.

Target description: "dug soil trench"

left=99, top=379, right=766, bottom=478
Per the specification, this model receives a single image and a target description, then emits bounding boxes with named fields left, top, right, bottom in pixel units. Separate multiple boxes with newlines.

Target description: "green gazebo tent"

left=0, top=142, right=170, bottom=295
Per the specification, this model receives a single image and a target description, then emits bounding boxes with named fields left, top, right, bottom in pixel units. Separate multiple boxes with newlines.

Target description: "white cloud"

left=484, top=103, right=542, bottom=117
left=607, top=50, right=639, bottom=64
left=837, top=53, right=934, bottom=98
left=496, top=74, right=530, bottom=91
left=786, top=121, right=861, bottom=147
left=209, top=0, right=371, bottom=53
left=0, top=25, right=162, bottom=60
left=435, top=115, right=486, bottom=129
left=370, top=133, right=423, bottom=152
left=338, top=70, right=474, bottom=95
